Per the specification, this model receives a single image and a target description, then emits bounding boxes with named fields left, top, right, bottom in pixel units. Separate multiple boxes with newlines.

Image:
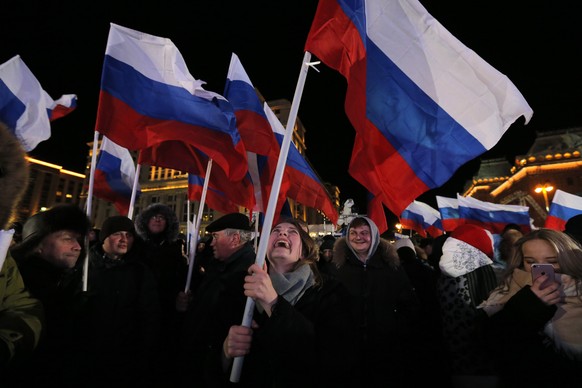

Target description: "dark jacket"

left=11, top=253, right=87, bottom=384
left=177, top=242, right=256, bottom=386
left=82, top=242, right=162, bottom=385
left=481, top=286, right=582, bottom=387
left=226, top=275, right=358, bottom=387
left=332, top=237, right=422, bottom=387
left=135, top=204, right=188, bottom=319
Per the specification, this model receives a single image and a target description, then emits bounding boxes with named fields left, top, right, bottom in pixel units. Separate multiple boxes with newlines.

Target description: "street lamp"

left=395, top=223, right=402, bottom=233
left=535, top=183, right=554, bottom=212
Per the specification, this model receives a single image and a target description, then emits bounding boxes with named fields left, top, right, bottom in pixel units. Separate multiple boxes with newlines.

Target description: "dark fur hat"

left=11, top=204, right=90, bottom=258
left=135, top=203, right=179, bottom=242
left=0, top=121, right=30, bottom=229
left=206, top=213, right=251, bottom=233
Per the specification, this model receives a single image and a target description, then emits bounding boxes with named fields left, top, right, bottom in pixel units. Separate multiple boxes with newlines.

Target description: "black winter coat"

left=177, top=243, right=256, bottom=386
left=82, top=243, right=162, bottom=385
left=10, top=254, right=84, bottom=385
left=333, top=237, right=423, bottom=387
left=219, top=274, right=358, bottom=388
left=481, top=286, right=582, bottom=387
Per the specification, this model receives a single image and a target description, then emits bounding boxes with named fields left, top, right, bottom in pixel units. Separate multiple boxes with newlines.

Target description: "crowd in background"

left=2, top=116, right=582, bottom=387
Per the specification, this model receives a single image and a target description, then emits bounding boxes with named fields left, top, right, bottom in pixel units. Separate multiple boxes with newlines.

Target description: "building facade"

left=463, top=127, right=582, bottom=228
left=14, top=157, right=85, bottom=223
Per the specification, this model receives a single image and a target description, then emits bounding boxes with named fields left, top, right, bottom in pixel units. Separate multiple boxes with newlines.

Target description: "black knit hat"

left=100, top=216, right=135, bottom=243
left=11, top=204, right=90, bottom=258
left=206, top=213, right=251, bottom=233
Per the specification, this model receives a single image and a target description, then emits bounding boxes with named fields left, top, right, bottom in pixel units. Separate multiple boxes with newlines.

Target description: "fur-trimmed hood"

left=135, top=203, right=179, bottom=242
left=332, top=236, right=400, bottom=269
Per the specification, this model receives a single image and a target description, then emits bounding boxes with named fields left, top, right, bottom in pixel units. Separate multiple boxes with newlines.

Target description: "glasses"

left=151, top=215, right=167, bottom=221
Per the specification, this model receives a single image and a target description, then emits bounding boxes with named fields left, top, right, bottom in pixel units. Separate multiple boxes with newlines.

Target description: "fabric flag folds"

left=139, top=142, right=256, bottom=212
left=400, top=200, right=444, bottom=238
left=264, top=102, right=339, bottom=224
left=436, top=195, right=462, bottom=232
left=0, top=55, right=77, bottom=151
left=224, top=53, right=287, bottom=214
left=187, top=174, right=241, bottom=215
left=305, top=0, right=533, bottom=216
left=93, top=136, right=140, bottom=216
left=457, top=195, right=531, bottom=234
left=544, top=189, right=582, bottom=231
left=95, top=23, right=247, bottom=181
left=366, top=191, right=388, bottom=234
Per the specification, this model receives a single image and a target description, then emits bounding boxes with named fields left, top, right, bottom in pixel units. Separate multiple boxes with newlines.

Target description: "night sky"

left=3, top=1, right=581, bottom=221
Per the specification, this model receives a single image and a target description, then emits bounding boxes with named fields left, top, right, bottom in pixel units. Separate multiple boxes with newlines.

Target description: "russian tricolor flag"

left=305, top=0, right=533, bottom=216
left=93, top=136, right=140, bottom=216
left=224, top=53, right=287, bottom=214
left=139, top=142, right=256, bottom=212
left=264, top=102, right=339, bottom=224
left=400, top=200, right=444, bottom=238
left=95, top=23, right=247, bottom=181
left=0, top=55, right=76, bottom=151
left=187, top=174, right=241, bottom=215
left=545, top=189, right=582, bottom=231
left=436, top=195, right=463, bottom=232
left=458, top=195, right=531, bottom=234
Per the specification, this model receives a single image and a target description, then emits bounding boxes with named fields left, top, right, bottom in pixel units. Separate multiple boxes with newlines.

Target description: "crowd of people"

left=2, top=118, right=582, bottom=387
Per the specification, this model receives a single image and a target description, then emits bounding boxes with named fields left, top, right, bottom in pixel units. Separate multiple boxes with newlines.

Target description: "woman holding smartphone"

left=478, top=228, right=582, bottom=386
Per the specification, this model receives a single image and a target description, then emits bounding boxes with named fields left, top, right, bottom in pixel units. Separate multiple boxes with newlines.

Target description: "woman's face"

left=348, top=225, right=372, bottom=256
left=521, top=238, right=560, bottom=273
left=268, top=222, right=302, bottom=272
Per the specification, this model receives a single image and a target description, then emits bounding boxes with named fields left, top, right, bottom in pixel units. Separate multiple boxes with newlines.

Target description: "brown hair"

left=271, top=217, right=322, bottom=286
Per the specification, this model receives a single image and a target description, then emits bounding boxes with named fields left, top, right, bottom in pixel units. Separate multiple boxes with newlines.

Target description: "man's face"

left=148, top=214, right=167, bottom=235
left=210, top=230, right=239, bottom=261
left=102, top=231, right=134, bottom=259
left=38, top=230, right=83, bottom=269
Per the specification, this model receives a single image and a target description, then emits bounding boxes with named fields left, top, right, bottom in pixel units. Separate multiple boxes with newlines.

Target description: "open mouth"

left=274, top=239, right=290, bottom=249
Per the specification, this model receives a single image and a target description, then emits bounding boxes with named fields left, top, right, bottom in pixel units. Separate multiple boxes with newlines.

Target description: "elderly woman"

left=220, top=217, right=356, bottom=387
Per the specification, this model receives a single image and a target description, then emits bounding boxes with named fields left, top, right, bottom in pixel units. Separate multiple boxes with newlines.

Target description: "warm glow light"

left=534, top=183, right=555, bottom=212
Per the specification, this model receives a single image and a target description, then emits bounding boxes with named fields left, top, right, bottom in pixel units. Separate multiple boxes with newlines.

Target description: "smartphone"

left=531, top=263, right=556, bottom=289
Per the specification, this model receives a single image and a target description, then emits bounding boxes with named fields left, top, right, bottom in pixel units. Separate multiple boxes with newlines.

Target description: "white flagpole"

left=230, top=51, right=316, bottom=383
left=184, top=159, right=213, bottom=291
left=127, top=163, right=141, bottom=220
left=253, top=211, right=259, bottom=253
left=83, top=131, right=100, bottom=291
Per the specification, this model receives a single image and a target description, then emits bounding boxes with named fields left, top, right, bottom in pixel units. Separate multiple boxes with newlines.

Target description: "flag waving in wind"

left=264, top=102, right=339, bottom=224
left=93, top=136, right=140, bottom=216
left=400, top=200, right=444, bottom=237
left=224, top=53, right=287, bottom=214
left=436, top=195, right=463, bottom=232
left=458, top=195, right=531, bottom=234
left=95, top=23, right=247, bottom=181
left=545, top=189, right=582, bottom=231
left=305, top=0, right=533, bottom=216
left=0, top=55, right=77, bottom=151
